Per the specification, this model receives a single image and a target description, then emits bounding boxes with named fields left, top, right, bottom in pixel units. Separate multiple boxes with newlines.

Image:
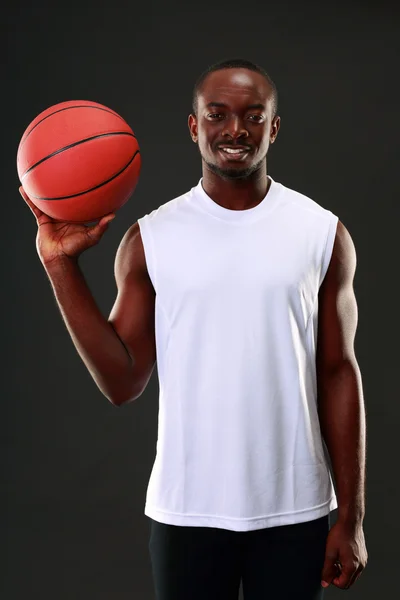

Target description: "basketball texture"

left=17, top=100, right=141, bottom=223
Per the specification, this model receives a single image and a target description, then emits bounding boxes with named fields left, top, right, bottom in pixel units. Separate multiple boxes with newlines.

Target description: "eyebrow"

left=206, top=102, right=266, bottom=110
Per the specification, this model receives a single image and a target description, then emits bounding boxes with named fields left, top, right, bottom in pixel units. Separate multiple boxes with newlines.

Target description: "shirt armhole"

left=137, top=215, right=157, bottom=292
left=320, top=212, right=339, bottom=287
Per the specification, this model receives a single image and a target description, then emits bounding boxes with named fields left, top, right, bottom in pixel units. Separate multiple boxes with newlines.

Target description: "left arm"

left=317, top=219, right=368, bottom=589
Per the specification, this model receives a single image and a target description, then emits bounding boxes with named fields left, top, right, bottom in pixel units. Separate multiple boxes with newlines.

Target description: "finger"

left=19, top=186, right=41, bottom=215
left=99, top=213, right=116, bottom=226
left=321, top=554, right=340, bottom=588
left=92, top=213, right=116, bottom=233
left=86, top=213, right=116, bottom=243
left=347, top=564, right=364, bottom=588
left=352, top=570, right=363, bottom=585
left=85, top=213, right=116, bottom=228
left=19, top=186, right=47, bottom=224
left=332, top=564, right=357, bottom=590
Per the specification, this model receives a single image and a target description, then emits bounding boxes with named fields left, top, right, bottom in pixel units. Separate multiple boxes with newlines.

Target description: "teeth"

left=221, top=148, right=246, bottom=154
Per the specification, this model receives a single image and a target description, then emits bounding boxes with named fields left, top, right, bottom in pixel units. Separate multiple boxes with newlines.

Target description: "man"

left=21, top=58, right=367, bottom=600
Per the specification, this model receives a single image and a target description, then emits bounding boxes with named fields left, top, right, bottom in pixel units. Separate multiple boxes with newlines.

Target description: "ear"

left=188, top=113, right=198, bottom=143
left=270, top=115, right=281, bottom=143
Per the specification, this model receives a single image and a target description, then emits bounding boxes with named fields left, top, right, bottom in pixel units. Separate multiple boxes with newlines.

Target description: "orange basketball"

left=17, top=100, right=141, bottom=223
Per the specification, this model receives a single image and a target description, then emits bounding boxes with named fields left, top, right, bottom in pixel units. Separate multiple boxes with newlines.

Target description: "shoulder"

left=117, top=221, right=142, bottom=258
left=114, top=221, right=147, bottom=282
left=320, top=219, right=357, bottom=296
left=134, top=188, right=191, bottom=240
left=331, top=220, right=357, bottom=274
left=277, top=180, right=333, bottom=219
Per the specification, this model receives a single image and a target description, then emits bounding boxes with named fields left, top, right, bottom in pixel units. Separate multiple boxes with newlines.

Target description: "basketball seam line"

left=20, top=131, right=137, bottom=180
left=19, top=104, right=130, bottom=146
left=29, top=150, right=140, bottom=201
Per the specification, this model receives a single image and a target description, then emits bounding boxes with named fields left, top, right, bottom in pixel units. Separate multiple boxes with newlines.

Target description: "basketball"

left=17, top=100, right=141, bottom=223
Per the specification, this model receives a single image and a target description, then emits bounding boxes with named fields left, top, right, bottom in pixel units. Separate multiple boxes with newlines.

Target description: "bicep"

left=317, top=220, right=358, bottom=372
left=108, top=223, right=157, bottom=390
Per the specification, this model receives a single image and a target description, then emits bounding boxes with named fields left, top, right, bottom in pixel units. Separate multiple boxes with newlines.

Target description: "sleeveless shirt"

left=137, top=175, right=338, bottom=532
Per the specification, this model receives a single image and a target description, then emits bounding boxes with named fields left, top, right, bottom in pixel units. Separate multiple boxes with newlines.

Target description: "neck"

left=201, top=161, right=270, bottom=211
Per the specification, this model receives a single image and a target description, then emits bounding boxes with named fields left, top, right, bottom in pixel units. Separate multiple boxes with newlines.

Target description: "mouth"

left=217, top=146, right=251, bottom=161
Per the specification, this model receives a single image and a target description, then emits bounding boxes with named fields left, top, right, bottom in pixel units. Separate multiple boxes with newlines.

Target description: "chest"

left=155, top=217, right=321, bottom=322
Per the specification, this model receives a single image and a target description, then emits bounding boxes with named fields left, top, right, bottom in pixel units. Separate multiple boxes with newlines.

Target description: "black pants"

left=148, top=513, right=330, bottom=600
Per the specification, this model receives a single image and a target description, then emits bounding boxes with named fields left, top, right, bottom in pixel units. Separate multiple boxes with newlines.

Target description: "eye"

left=208, top=113, right=224, bottom=119
left=248, top=115, right=264, bottom=122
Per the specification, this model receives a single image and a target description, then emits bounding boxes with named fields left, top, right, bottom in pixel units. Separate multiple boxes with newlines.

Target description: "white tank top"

left=137, top=175, right=338, bottom=532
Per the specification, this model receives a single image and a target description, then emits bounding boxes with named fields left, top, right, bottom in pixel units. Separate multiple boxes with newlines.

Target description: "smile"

left=221, top=147, right=246, bottom=154
left=218, top=147, right=250, bottom=160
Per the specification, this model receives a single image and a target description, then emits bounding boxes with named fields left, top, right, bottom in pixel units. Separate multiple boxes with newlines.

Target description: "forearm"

left=44, top=257, right=137, bottom=406
left=317, top=359, right=366, bottom=524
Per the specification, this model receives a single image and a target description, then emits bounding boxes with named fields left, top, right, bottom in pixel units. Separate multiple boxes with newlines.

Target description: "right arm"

left=21, top=187, right=156, bottom=407
left=45, top=223, right=156, bottom=406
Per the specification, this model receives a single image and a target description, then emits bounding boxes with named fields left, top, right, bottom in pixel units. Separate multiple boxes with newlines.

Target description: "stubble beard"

left=201, top=148, right=267, bottom=181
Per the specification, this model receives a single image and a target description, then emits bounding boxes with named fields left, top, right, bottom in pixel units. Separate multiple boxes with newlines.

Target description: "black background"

left=3, top=0, right=399, bottom=598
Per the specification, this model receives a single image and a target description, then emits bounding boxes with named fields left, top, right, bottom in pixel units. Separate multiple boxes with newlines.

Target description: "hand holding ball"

left=17, top=100, right=141, bottom=223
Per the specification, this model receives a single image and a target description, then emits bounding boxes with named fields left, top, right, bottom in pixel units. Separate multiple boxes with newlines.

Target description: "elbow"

left=317, top=357, right=359, bottom=382
left=107, top=385, right=142, bottom=407
left=109, top=395, right=136, bottom=408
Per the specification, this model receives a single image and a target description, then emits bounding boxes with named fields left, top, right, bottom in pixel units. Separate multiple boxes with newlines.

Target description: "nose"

left=222, top=115, right=249, bottom=141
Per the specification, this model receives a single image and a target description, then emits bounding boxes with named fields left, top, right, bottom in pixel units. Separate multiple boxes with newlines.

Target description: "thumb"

left=321, top=552, right=340, bottom=588
left=100, top=213, right=116, bottom=226
left=86, top=213, right=116, bottom=241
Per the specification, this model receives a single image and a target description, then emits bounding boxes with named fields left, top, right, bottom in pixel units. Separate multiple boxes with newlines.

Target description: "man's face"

left=188, top=68, right=280, bottom=180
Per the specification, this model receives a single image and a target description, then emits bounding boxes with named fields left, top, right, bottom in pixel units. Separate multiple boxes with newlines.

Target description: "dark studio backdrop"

left=3, top=0, right=399, bottom=598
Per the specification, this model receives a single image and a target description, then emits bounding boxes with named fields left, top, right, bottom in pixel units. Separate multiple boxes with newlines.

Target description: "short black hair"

left=192, top=58, right=278, bottom=118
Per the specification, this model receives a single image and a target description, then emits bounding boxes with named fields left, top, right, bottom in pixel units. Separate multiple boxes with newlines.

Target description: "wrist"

left=43, top=254, right=79, bottom=274
left=337, top=508, right=365, bottom=526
